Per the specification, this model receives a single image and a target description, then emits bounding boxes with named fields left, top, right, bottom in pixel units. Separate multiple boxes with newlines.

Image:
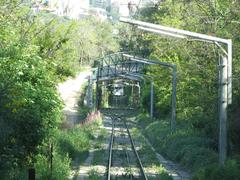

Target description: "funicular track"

left=106, top=110, right=148, bottom=180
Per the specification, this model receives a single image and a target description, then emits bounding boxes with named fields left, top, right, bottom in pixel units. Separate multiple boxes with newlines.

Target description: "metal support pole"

left=138, top=82, right=141, bottom=105
left=95, top=68, right=99, bottom=110
left=227, top=40, right=232, bottom=105
left=171, top=66, right=177, bottom=131
left=102, top=81, right=108, bottom=108
left=219, top=56, right=228, bottom=164
left=150, top=81, right=154, bottom=119
left=131, top=82, right=134, bottom=106
left=87, top=76, right=93, bottom=108
left=28, top=168, right=35, bottom=180
left=49, top=143, right=53, bottom=176
left=102, top=81, right=104, bottom=108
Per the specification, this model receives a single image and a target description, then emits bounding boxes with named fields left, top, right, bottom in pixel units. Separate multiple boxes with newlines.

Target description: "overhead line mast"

left=120, top=17, right=232, bottom=165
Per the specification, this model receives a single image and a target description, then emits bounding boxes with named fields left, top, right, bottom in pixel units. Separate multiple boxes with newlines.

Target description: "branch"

left=32, top=18, right=55, bottom=38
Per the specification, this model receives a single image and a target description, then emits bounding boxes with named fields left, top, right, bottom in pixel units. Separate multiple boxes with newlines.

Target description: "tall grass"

left=136, top=114, right=240, bottom=179
left=34, top=113, right=102, bottom=179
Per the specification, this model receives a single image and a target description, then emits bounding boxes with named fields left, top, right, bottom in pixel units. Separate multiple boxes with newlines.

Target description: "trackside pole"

left=227, top=40, right=232, bottom=105
left=219, top=56, right=228, bottom=164
left=171, top=65, right=177, bottom=131
left=150, top=81, right=154, bottom=119
left=87, top=76, right=93, bottom=108
left=28, top=168, right=35, bottom=180
left=96, top=68, right=99, bottom=110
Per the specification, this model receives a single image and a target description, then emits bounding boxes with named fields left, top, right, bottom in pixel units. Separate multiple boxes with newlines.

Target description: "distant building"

left=31, top=0, right=150, bottom=20
left=90, top=0, right=108, bottom=9
left=89, top=7, right=108, bottom=21
left=50, top=0, right=90, bottom=19
left=109, top=0, right=159, bottom=17
left=32, top=0, right=90, bottom=19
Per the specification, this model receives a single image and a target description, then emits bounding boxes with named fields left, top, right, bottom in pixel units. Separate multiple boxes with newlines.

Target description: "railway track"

left=106, top=112, right=148, bottom=180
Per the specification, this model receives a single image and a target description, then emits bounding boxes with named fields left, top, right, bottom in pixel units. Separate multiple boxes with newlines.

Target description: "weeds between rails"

left=106, top=111, right=148, bottom=180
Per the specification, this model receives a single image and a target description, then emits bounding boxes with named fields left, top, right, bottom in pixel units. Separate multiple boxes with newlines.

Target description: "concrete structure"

left=32, top=0, right=90, bottom=19
left=109, top=0, right=159, bottom=17
left=32, top=0, right=159, bottom=19
left=48, top=0, right=90, bottom=19
left=89, top=7, right=108, bottom=21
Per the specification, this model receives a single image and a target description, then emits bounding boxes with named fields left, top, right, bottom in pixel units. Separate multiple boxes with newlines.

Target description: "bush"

left=139, top=114, right=218, bottom=173
left=88, top=168, right=101, bottom=180
left=56, top=117, right=102, bottom=161
left=56, top=127, right=91, bottom=160
left=0, top=43, right=63, bottom=170
left=156, top=172, right=173, bottom=180
left=34, top=115, right=102, bottom=179
left=154, top=165, right=173, bottom=180
left=195, top=159, right=240, bottom=180
left=35, top=152, right=71, bottom=180
left=0, top=168, right=27, bottom=180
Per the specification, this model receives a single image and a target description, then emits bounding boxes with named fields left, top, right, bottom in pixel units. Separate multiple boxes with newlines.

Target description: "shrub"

left=56, top=127, right=91, bottom=160
left=35, top=151, right=71, bottom=180
left=156, top=172, right=173, bottom=180
left=139, top=115, right=219, bottom=174
left=154, top=165, right=173, bottom=180
left=0, top=167, right=27, bottom=180
left=34, top=114, right=102, bottom=179
left=56, top=117, right=102, bottom=161
left=195, top=159, right=240, bottom=180
left=88, top=168, right=101, bottom=180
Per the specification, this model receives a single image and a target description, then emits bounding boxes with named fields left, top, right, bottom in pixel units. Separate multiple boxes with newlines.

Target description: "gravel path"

left=57, top=71, right=91, bottom=126
left=58, top=70, right=100, bottom=180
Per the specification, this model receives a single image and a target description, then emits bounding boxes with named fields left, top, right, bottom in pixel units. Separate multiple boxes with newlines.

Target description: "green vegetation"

left=57, top=127, right=91, bottom=161
left=154, top=173, right=173, bottom=180
left=115, top=0, right=240, bottom=179
left=0, top=0, right=118, bottom=179
left=35, top=148, right=71, bottom=180
left=92, top=128, right=108, bottom=165
left=134, top=0, right=240, bottom=148
left=77, top=82, right=92, bottom=123
left=130, top=126, right=173, bottom=179
left=88, top=168, right=102, bottom=180
left=151, top=165, right=173, bottom=180
left=136, top=113, right=240, bottom=179
left=34, top=117, right=102, bottom=180
left=2, top=0, right=240, bottom=179
left=0, top=2, right=63, bottom=177
left=195, top=159, right=240, bottom=180
left=137, top=115, right=217, bottom=170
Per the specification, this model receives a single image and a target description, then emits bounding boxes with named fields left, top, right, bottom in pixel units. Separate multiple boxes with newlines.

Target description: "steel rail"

left=107, top=113, right=147, bottom=179
left=107, top=115, right=115, bottom=180
left=119, top=116, right=148, bottom=180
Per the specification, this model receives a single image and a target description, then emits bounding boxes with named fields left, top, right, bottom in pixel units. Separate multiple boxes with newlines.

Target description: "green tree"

left=0, top=1, right=119, bottom=178
left=121, top=0, right=240, bottom=175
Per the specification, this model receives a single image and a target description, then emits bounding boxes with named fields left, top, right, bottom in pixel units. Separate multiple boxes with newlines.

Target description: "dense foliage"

left=131, top=0, right=240, bottom=152
left=0, top=0, right=118, bottom=178
left=35, top=118, right=102, bottom=180
left=119, top=0, right=240, bottom=178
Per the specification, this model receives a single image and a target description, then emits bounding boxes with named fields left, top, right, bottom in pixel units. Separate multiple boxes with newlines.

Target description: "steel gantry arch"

left=91, top=52, right=177, bottom=130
